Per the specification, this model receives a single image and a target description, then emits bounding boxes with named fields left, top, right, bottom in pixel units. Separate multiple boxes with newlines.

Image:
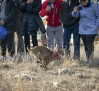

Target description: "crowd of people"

left=0, top=0, right=99, bottom=64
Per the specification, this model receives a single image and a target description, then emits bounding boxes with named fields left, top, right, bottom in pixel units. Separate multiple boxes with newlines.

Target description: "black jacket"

left=59, top=0, right=79, bottom=27
left=0, top=0, right=3, bottom=11
left=19, top=0, right=46, bottom=36
left=0, top=0, right=17, bottom=27
left=15, top=0, right=23, bottom=32
left=15, top=0, right=21, bottom=8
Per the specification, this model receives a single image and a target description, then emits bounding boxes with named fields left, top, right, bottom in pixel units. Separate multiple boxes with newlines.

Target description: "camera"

left=78, top=6, right=82, bottom=10
left=47, top=1, right=55, bottom=10
left=47, top=1, right=51, bottom=7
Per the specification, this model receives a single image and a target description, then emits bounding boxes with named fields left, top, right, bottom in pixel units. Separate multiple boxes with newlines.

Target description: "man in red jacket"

left=40, top=0, right=63, bottom=50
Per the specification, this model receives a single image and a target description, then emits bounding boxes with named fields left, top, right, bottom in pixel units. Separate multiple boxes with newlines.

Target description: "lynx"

left=27, top=46, right=64, bottom=70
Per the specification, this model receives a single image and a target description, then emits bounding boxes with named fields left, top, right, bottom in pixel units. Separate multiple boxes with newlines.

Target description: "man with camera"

left=59, top=0, right=80, bottom=60
left=40, top=0, right=63, bottom=50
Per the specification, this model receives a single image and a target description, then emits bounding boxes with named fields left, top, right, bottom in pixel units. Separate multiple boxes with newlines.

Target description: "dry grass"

left=0, top=41, right=99, bottom=91
left=42, top=18, right=46, bottom=26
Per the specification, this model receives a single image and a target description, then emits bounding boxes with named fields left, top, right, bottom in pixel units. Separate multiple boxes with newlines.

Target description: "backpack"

left=94, top=2, right=99, bottom=41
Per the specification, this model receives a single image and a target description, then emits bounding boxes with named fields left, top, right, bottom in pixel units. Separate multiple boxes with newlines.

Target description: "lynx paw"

left=40, top=64, right=43, bottom=68
left=37, top=61, right=40, bottom=63
left=43, top=67, right=49, bottom=71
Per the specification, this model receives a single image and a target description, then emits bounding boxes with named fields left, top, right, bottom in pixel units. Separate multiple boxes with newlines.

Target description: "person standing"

left=15, top=0, right=24, bottom=54
left=19, top=0, right=46, bottom=53
left=59, top=0, right=80, bottom=60
left=72, top=0, right=99, bottom=63
left=0, top=0, right=17, bottom=61
left=40, top=0, right=63, bottom=50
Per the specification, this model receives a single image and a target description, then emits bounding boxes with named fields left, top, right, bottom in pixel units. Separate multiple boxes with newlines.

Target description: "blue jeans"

left=63, top=23, right=80, bottom=59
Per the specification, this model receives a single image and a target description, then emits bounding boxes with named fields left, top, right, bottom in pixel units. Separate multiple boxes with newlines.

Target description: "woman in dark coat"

left=19, top=0, right=46, bottom=53
left=0, top=0, right=17, bottom=61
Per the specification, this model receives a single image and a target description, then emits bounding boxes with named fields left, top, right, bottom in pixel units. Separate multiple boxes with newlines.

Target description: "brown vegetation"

left=0, top=39, right=99, bottom=91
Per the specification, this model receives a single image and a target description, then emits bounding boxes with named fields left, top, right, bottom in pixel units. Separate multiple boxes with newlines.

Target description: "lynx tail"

left=27, top=46, right=31, bottom=51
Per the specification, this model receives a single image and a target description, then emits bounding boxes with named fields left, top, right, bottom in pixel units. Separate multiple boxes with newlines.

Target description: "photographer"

left=72, top=0, right=99, bottom=63
left=15, top=0, right=24, bottom=53
left=40, top=0, right=63, bottom=50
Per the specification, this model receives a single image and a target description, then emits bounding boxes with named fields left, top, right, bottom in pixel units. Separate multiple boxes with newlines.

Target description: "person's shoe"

left=17, top=55, right=23, bottom=63
left=84, top=59, right=89, bottom=63
left=82, top=59, right=90, bottom=66
left=78, top=61, right=83, bottom=66
left=0, top=56, right=5, bottom=60
left=65, top=53, right=71, bottom=59
left=7, top=56, right=13, bottom=61
left=73, top=56, right=80, bottom=61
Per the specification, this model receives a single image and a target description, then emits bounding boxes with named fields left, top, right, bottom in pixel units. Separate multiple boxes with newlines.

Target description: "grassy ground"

left=3, top=7, right=98, bottom=91
left=0, top=41, right=99, bottom=91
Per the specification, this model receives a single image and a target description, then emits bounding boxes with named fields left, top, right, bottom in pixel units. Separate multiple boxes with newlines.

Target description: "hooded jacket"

left=59, top=0, right=79, bottom=27
left=40, top=0, right=63, bottom=27
left=0, top=0, right=17, bottom=27
left=19, top=0, right=46, bottom=36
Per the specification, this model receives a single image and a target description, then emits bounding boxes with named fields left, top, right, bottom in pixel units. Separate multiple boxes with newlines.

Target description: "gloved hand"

left=41, top=33, right=46, bottom=41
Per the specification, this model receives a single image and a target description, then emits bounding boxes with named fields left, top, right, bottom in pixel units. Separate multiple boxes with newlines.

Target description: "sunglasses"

left=80, top=0, right=86, bottom=2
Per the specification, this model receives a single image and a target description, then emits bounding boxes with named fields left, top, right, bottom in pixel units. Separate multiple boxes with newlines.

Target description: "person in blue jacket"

left=72, top=0, right=99, bottom=63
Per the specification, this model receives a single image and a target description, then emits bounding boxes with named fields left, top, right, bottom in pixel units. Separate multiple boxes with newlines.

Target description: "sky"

left=41, top=0, right=46, bottom=19
left=42, top=0, right=45, bottom=3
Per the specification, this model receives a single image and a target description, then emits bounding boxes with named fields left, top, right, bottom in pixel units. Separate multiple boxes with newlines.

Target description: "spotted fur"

left=27, top=46, right=64, bottom=70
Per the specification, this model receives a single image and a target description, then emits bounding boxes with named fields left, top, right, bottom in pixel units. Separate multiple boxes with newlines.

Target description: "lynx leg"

left=40, top=64, right=43, bottom=68
left=42, top=61, right=49, bottom=70
left=37, top=61, right=40, bottom=63
left=37, top=58, right=42, bottom=63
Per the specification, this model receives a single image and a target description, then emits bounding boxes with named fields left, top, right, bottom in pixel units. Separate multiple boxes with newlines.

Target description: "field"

left=0, top=17, right=99, bottom=91
left=0, top=40, right=99, bottom=91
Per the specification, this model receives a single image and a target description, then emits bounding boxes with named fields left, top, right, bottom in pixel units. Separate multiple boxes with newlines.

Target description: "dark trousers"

left=0, top=40, right=1, bottom=46
left=24, top=31, right=38, bottom=53
left=63, top=23, right=80, bottom=59
left=1, top=26, right=14, bottom=57
left=16, top=31, right=24, bottom=53
left=80, top=34, right=96, bottom=59
left=13, top=31, right=24, bottom=54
